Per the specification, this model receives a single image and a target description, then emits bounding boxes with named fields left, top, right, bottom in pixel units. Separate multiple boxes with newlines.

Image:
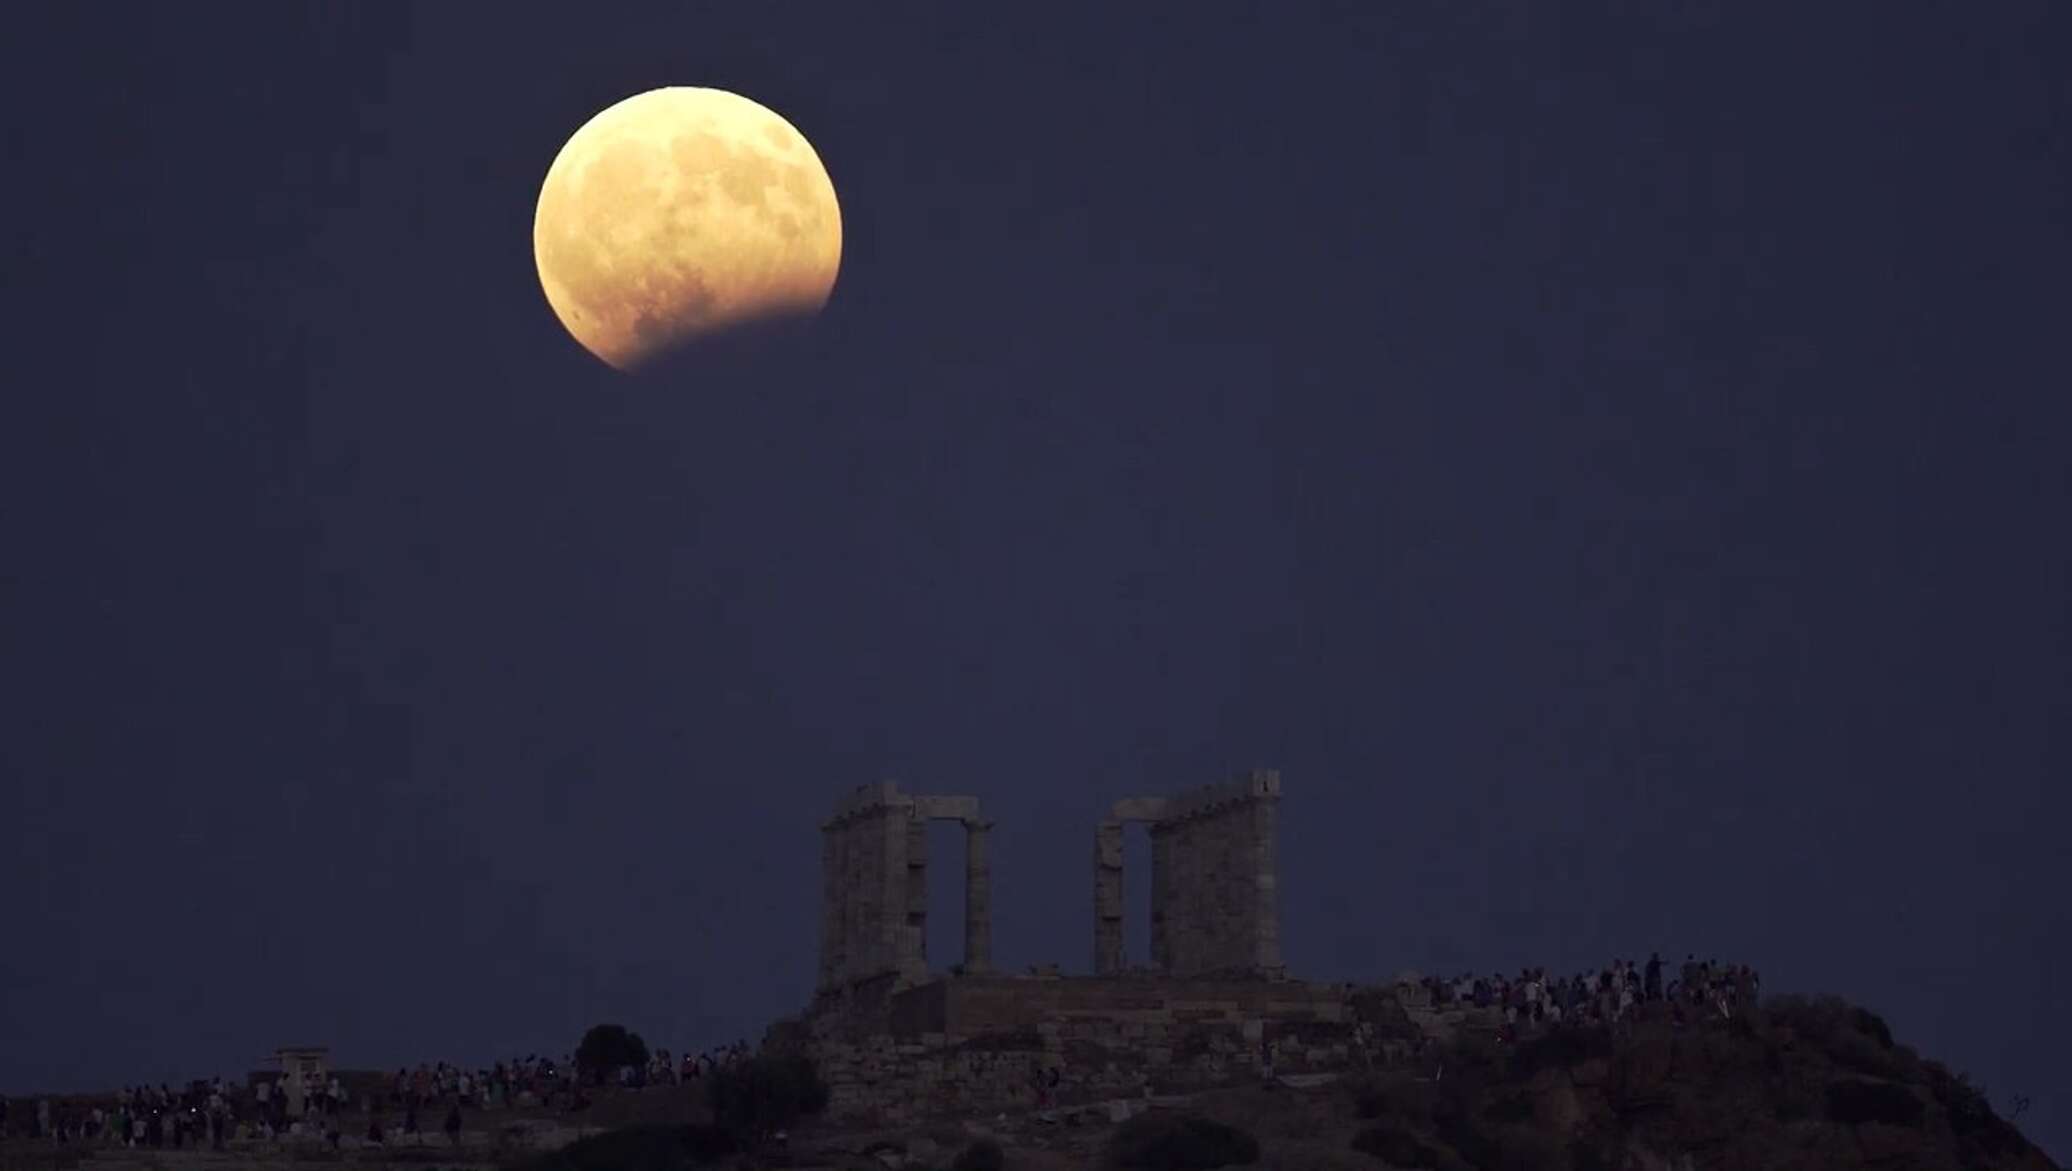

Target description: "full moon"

left=533, top=87, right=842, bottom=372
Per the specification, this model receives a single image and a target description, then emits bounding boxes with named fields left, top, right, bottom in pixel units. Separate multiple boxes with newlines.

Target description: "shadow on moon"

left=622, top=307, right=826, bottom=382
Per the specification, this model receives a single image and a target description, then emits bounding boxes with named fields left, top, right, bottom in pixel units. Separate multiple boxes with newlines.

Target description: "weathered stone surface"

left=818, top=782, right=992, bottom=993
left=783, top=973, right=1379, bottom=1123
left=963, top=818, right=992, bottom=974
left=1098, top=770, right=1283, bottom=978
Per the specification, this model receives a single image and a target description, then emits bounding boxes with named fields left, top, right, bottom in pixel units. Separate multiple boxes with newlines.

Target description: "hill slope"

left=514, top=993, right=2058, bottom=1170
left=1333, top=993, right=2056, bottom=1171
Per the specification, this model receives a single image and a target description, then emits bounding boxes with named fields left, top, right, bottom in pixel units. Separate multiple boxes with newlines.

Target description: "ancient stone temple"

left=770, top=770, right=1402, bottom=1124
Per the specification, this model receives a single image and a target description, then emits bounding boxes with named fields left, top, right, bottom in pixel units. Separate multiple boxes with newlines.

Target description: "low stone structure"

left=271, top=1046, right=330, bottom=1117
left=775, top=770, right=1414, bottom=1124
left=782, top=973, right=1395, bottom=1124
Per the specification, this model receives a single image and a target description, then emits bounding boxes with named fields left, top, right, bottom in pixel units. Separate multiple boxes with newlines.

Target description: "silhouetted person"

left=1645, top=953, right=1663, bottom=1001
left=443, top=1102, right=461, bottom=1147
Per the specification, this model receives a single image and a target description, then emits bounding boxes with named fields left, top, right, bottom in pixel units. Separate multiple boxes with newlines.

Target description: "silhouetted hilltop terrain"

left=524, top=993, right=2058, bottom=1170
left=1335, top=993, right=2057, bottom=1171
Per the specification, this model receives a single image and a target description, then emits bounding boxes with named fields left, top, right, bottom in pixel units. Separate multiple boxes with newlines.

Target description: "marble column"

left=963, top=817, right=993, bottom=973
left=1093, top=819, right=1124, bottom=974
left=1251, top=794, right=1282, bottom=973
left=1149, top=822, right=1174, bottom=972
left=902, top=815, right=929, bottom=979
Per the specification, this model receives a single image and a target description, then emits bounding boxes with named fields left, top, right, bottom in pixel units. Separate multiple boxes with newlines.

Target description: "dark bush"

left=1824, top=1080, right=1925, bottom=1127
left=1445, top=1027, right=1507, bottom=1076
left=1568, top=1134, right=1622, bottom=1171
left=1675, top=1020, right=1761, bottom=1084
left=950, top=1137, right=1005, bottom=1171
left=1484, top=1090, right=1534, bottom=1125
left=575, top=1024, right=651, bottom=1086
left=1607, top=1032, right=1676, bottom=1115
left=705, top=1054, right=829, bottom=1144
left=1769, top=1073, right=1822, bottom=1123
left=1430, top=1099, right=1498, bottom=1171
left=1851, top=1007, right=1895, bottom=1049
left=1108, top=1111, right=1260, bottom=1169
left=1955, top=1118, right=2033, bottom=1164
left=678, top=1125, right=737, bottom=1163
left=1349, top=1124, right=1466, bottom=1171
left=1346, top=1074, right=1430, bottom=1123
left=1173, top=1025, right=1216, bottom=1062
left=1493, top=1126, right=1571, bottom=1171
left=1926, top=1067, right=2020, bottom=1151
left=1764, top=994, right=1844, bottom=1041
left=1763, top=994, right=1910, bottom=1078
left=1511, top=1025, right=1615, bottom=1078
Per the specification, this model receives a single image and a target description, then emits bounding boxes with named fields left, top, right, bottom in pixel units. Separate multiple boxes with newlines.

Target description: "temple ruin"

left=817, top=782, right=994, bottom=988
left=774, top=769, right=1408, bottom=1124
left=1093, top=769, right=1283, bottom=978
left=814, top=770, right=1282, bottom=993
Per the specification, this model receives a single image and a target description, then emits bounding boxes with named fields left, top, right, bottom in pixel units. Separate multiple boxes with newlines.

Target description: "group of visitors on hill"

left=1416, top=953, right=1762, bottom=1033
left=382, top=1041, right=754, bottom=1112
left=0, top=1038, right=761, bottom=1149
left=0, top=1079, right=251, bottom=1150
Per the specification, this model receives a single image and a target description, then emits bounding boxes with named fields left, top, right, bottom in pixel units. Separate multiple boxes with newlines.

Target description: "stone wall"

left=778, top=974, right=1426, bottom=1126
left=1152, top=771, right=1282, bottom=976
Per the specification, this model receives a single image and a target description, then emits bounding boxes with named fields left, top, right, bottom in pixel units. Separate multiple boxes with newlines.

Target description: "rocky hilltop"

left=1327, top=992, right=2056, bottom=1171
left=522, top=992, right=2057, bottom=1171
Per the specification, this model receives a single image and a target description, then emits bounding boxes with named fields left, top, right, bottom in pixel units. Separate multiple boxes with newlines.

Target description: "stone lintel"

left=1160, top=768, right=1281, bottom=823
left=910, top=794, right=983, bottom=822
left=1108, top=796, right=1173, bottom=823
left=824, top=780, right=915, bottom=826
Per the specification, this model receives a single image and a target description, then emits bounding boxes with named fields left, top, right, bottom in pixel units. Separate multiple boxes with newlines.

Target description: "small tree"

left=575, top=1024, right=651, bottom=1086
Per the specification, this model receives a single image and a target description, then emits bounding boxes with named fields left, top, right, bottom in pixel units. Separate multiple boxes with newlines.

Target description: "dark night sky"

left=2, top=1, right=2067, bottom=1159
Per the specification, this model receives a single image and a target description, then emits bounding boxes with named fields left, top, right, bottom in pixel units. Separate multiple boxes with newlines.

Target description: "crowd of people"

left=1413, top=953, right=1763, bottom=1034
left=1, top=958, right=1771, bottom=1147
left=0, top=1080, right=254, bottom=1151
left=381, top=1041, right=758, bottom=1111
left=0, top=1040, right=762, bottom=1150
